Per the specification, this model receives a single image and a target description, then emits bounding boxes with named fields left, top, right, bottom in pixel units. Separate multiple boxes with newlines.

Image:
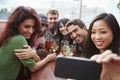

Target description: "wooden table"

left=31, top=61, right=67, bottom=80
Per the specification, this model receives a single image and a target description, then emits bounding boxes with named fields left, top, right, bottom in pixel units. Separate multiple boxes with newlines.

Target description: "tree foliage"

left=117, top=0, right=120, bottom=11
left=0, top=8, right=8, bottom=14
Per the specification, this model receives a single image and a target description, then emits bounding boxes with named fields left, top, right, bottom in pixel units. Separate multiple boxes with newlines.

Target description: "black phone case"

left=54, top=55, right=102, bottom=80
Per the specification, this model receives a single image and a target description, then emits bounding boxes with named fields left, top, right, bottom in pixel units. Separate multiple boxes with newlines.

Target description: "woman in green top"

left=0, top=6, right=56, bottom=80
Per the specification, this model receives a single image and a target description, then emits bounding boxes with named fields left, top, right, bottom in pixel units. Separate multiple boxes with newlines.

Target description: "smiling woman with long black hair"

left=83, top=13, right=120, bottom=80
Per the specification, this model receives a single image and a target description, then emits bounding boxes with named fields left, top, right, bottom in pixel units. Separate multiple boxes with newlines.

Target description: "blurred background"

left=0, top=0, right=120, bottom=28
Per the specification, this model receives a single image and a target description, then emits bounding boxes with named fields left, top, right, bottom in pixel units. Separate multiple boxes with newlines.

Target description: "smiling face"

left=47, top=13, right=58, bottom=29
left=91, top=20, right=113, bottom=53
left=67, top=25, right=87, bottom=45
left=18, top=19, right=35, bottom=39
left=59, top=22, right=68, bottom=35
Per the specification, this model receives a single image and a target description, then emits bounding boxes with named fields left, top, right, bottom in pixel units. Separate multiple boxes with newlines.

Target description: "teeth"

left=76, top=36, right=80, bottom=41
left=26, top=34, right=31, bottom=37
left=95, top=42, right=103, bottom=46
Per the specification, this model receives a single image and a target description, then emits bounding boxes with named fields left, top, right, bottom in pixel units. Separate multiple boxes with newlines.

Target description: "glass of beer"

left=45, top=40, right=52, bottom=52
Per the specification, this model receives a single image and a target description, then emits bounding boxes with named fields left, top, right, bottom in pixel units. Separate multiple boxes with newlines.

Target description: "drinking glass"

left=50, top=39, right=59, bottom=53
left=60, top=40, right=73, bottom=56
left=45, top=39, right=52, bottom=52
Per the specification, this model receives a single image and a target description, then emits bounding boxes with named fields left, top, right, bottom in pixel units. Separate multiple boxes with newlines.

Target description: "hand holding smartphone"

left=54, top=55, right=102, bottom=80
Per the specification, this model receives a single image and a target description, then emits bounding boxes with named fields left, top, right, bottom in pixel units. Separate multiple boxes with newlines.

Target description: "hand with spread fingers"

left=91, top=50, right=120, bottom=80
left=14, top=45, right=40, bottom=62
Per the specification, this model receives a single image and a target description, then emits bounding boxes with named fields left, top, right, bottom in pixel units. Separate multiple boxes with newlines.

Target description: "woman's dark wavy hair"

left=54, top=18, right=73, bottom=45
left=0, top=6, right=41, bottom=47
left=56, top=18, right=70, bottom=40
left=83, top=13, right=120, bottom=58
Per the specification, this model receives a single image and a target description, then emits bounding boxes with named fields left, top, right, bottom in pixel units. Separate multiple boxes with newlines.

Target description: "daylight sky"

left=0, top=0, right=119, bottom=23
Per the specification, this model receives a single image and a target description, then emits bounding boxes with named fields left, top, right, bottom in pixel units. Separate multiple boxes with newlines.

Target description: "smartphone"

left=54, top=55, right=102, bottom=80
